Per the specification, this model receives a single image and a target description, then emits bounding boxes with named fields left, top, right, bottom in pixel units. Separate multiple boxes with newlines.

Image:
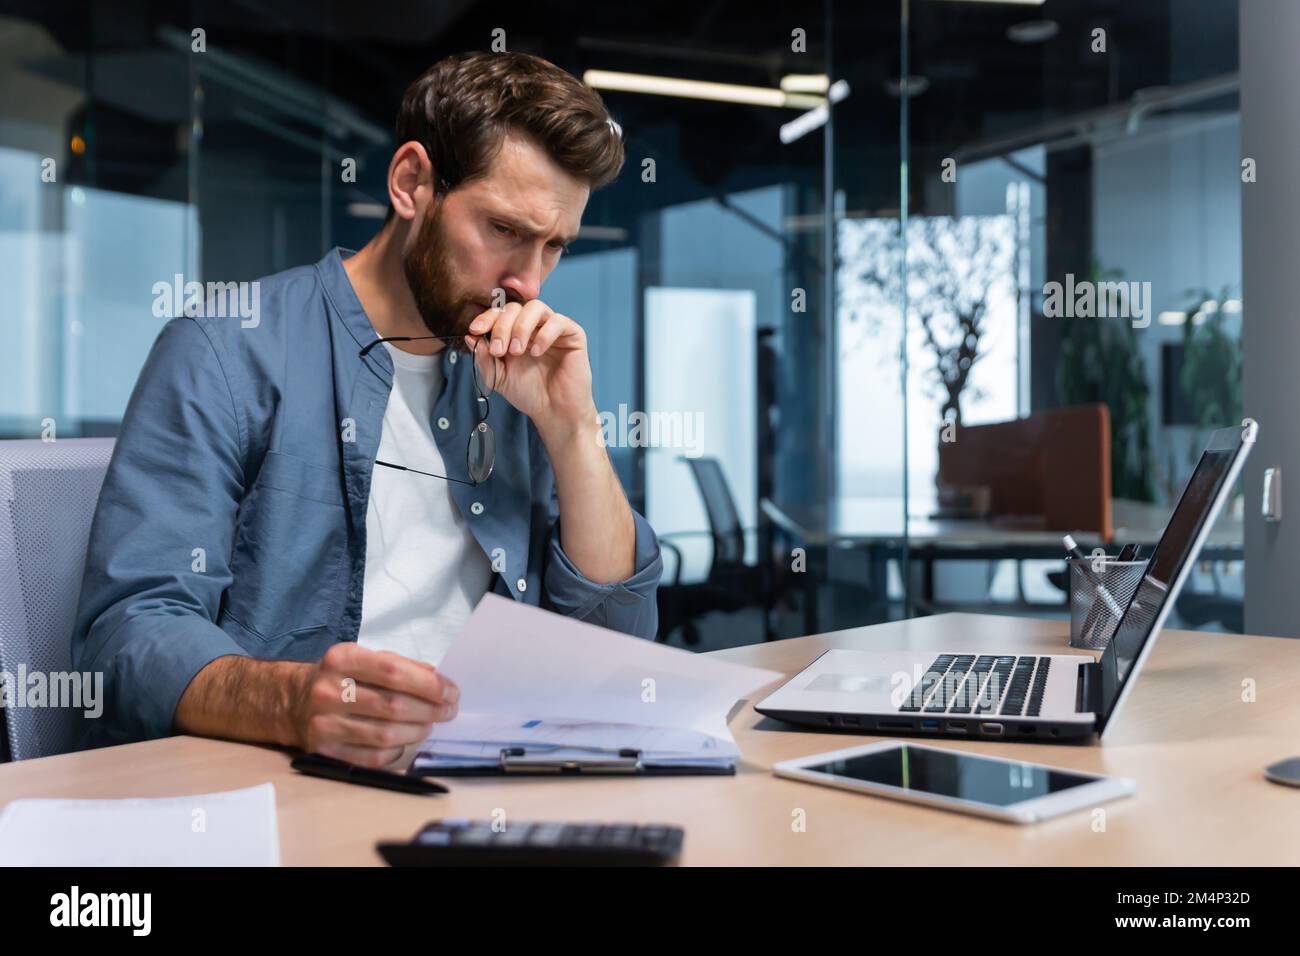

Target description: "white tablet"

left=774, top=740, right=1136, bottom=824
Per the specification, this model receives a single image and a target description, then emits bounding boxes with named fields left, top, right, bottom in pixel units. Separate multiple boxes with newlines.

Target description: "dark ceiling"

left=1, top=0, right=1239, bottom=218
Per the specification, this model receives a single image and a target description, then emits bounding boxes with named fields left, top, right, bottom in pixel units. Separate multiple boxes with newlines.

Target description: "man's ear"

left=388, top=141, right=431, bottom=222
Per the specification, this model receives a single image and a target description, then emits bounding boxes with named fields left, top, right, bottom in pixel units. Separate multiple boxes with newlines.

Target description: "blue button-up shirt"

left=72, top=248, right=663, bottom=749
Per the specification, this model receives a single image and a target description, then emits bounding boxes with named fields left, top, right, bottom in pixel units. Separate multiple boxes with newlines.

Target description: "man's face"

left=402, top=132, right=589, bottom=339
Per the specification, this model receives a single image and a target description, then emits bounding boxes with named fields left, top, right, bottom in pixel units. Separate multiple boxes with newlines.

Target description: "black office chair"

left=1173, top=562, right=1243, bottom=631
left=656, top=457, right=781, bottom=645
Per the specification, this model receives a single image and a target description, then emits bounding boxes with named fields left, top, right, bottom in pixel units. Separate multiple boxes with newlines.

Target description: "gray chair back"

left=0, top=438, right=114, bottom=761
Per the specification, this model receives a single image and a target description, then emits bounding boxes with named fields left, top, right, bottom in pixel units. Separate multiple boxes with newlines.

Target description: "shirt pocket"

left=224, top=450, right=347, bottom=642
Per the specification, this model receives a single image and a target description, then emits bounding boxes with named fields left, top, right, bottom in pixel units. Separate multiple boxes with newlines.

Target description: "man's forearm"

left=173, top=655, right=308, bottom=748
left=538, top=416, right=636, bottom=583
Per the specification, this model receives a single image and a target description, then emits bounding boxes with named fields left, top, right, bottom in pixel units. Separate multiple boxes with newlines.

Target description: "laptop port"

left=920, top=719, right=940, bottom=730
left=945, top=722, right=968, bottom=733
left=980, top=722, right=1005, bottom=735
left=839, top=715, right=861, bottom=727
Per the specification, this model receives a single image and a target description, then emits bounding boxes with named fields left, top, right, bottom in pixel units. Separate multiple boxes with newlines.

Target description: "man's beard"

left=402, top=202, right=482, bottom=340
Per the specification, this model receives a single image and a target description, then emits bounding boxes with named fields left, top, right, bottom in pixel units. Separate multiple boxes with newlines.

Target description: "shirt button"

left=437, top=416, right=450, bottom=430
left=516, top=577, right=528, bottom=593
left=470, top=501, right=484, bottom=515
left=448, top=350, right=459, bottom=365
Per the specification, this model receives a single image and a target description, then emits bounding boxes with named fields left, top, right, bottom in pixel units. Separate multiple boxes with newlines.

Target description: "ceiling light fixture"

left=583, top=69, right=824, bottom=109
left=1007, top=20, right=1059, bottom=43
left=780, top=80, right=851, bottom=144
left=780, top=74, right=830, bottom=94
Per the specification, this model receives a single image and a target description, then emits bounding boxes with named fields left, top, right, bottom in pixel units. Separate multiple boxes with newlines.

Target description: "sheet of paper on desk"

left=0, top=783, right=279, bottom=866
left=419, top=593, right=782, bottom=764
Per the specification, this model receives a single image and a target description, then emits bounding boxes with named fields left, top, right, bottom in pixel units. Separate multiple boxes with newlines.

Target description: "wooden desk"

left=2, top=613, right=1298, bottom=865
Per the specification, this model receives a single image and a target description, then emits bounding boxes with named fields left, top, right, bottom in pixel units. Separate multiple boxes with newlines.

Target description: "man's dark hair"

left=387, top=51, right=624, bottom=219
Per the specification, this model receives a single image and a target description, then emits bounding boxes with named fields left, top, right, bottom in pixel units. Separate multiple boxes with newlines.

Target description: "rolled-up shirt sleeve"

left=72, top=316, right=250, bottom=749
left=542, top=497, right=663, bottom=640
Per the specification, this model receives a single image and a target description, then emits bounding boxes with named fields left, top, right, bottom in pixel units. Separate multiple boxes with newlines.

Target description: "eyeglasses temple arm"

left=373, top=458, right=476, bottom=486
left=359, top=334, right=448, bottom=358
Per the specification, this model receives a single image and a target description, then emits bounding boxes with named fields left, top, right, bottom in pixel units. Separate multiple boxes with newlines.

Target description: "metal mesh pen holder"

left=1068, top=558, right=1148, bottom=650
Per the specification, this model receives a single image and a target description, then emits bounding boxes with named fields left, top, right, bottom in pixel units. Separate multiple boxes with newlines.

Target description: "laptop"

left=755, top=421, right=1256, bottom=744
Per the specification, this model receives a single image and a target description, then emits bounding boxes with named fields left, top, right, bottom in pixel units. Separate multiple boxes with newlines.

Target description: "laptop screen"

left=1096, top=438, right=1243, bottom=727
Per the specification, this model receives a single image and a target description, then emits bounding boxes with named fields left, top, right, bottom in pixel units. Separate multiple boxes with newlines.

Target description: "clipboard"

left=407, top=746, right=737, bottom=777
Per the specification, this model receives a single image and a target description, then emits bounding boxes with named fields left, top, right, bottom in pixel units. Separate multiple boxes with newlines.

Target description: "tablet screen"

left=804, top=744, right=1097, bottom=807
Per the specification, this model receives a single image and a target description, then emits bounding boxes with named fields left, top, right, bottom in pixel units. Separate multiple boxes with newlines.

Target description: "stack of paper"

left=412, top=594, right=781, bottom=774
left=416, top=713, right=741, bottom=771
left=0, top=783, right=280, bottom=866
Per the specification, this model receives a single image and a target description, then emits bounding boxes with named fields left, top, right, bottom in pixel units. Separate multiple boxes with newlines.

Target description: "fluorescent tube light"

left=584, top=69, right=823, bottom=109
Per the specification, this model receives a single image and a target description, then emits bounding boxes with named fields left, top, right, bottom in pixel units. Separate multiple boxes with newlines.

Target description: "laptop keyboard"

left=899, top=654, right=1051, bottom=717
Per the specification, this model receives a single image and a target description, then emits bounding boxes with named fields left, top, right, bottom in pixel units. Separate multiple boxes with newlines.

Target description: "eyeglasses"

left=358, top=334, right=496, bottom=486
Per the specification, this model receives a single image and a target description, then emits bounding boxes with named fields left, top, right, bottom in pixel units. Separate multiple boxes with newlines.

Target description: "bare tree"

left=839, top=216, right=1013, bottom=427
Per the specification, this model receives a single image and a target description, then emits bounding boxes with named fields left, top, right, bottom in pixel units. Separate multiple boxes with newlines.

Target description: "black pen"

left=291, top=752, right=449, bottom=795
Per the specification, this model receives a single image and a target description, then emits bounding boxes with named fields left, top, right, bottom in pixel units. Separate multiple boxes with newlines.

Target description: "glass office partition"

left=905, top=0, right=1244, bottom=629
left=0, top=1, right=849, bottom=648
left=0, top=7, right=197, bottom=438
left=822, top=0, right=911, bottom=629
left=6, top=0, right=1246, bottom=648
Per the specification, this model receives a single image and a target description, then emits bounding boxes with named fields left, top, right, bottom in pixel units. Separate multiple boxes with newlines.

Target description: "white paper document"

left=413, top=594, right=781, bottom=773
left=0, top=783, right=280, bottom=866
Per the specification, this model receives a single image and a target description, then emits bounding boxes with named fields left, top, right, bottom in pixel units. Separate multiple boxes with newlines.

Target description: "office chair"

left=656, top=456, right=780, bottom=646
left=0, top=438, right=115, bottom=761
left=1173, top=561, right=1244, bottom=632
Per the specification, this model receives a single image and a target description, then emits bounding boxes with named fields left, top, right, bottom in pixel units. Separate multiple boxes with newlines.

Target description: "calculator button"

left=496, top=825, right=532, bottom=845
left=528, top=823, right=566, bottom=846
left=602, top=825, right=637, bottom=846
left=456, top=827, right=493, bottom=845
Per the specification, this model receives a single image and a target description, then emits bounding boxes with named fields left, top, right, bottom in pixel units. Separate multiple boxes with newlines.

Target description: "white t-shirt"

left=357, top=342, right=494, bottom=665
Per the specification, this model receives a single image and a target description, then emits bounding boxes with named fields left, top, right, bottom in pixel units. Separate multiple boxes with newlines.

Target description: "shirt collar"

left=316, top=246, right=395, bottom=385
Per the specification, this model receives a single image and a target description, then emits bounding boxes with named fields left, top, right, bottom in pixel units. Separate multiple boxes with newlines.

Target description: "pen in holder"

left=1067, top=558, right=1147, bottom=650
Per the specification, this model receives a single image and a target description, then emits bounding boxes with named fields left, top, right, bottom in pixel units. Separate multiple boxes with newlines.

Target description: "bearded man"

left=73, top=51, right=662, bottom=766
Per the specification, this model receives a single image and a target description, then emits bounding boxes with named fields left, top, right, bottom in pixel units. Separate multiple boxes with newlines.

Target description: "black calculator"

left=376, top=818, right=685, bottom=866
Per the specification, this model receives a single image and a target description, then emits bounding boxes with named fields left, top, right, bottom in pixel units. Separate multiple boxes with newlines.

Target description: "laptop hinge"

left=1075, top=661, right=1102, bottom=714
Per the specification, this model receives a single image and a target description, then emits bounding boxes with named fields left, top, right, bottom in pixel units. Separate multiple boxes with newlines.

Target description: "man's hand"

left=462, top=297, right=636, bottom=585
left=464, top=299, right=596, bottom=436
left=291, top=643, right=459, bottom=768
left=174, top=645, right=459, bottom=770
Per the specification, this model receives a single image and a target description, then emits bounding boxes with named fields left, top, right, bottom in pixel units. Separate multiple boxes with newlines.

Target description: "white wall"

left=644, top=287, right=757, bottom=583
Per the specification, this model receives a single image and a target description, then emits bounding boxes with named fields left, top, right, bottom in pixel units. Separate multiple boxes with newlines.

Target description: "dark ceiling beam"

left=576, top=36, right=789, bottom=75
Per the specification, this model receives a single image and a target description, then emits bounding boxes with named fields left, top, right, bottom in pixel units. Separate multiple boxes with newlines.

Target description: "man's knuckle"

left=381, top=691, right=403, bottom=719
left=309, top=680, right=335, bottom=708
left=378, top=657, right=401, bottom=685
